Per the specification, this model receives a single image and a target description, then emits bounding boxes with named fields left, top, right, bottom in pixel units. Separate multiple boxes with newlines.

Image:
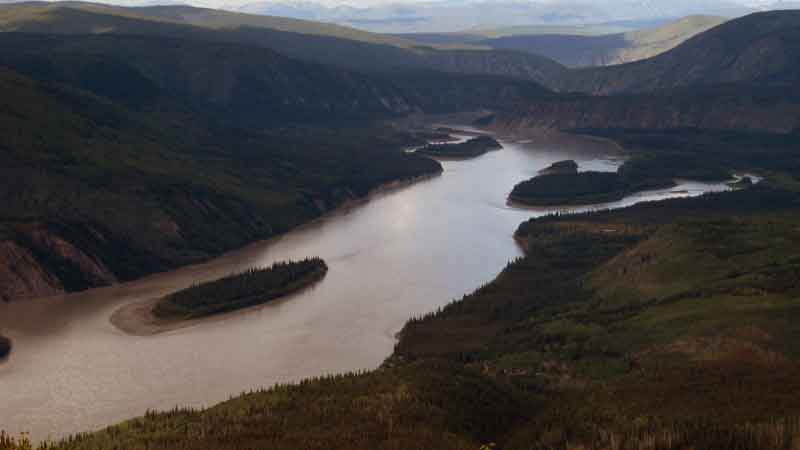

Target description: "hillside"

left=617, top=15, right=728, bottom=64
left=0, top=2, right=568, bottom=86
left=559, top=10, right=800, bottom=94
left=0, top=9, right=555, bottom=302
left=478, top=15, right=727, bottom=67
left=486, top=82, right=800, bottom=134
left=0, top=64, right=447, bottom=302
left=479, top=11, right=800, bottom=136
left=0, top=31, right=553, bottom=123
left=0, top=1, right=419, bottom=48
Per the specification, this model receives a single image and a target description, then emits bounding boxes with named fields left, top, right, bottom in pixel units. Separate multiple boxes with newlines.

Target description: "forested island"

left=416, top=135, right=502, bottom=158
left=510, top=171, right=631, bottom=205
left=539, top=159, right=579, bottom=175
left=0, top=335, right=10, bottom=359
left=510, top=150, right=736, bottom=206
left=153, top=259, right=328, bottom=320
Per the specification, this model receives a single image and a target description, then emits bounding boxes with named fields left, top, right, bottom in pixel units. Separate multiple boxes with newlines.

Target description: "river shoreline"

left=107, top=172, right=441, bottom=336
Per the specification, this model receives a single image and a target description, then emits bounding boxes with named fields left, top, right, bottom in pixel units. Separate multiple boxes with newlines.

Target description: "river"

left=0, top=134, right=735, bottom=441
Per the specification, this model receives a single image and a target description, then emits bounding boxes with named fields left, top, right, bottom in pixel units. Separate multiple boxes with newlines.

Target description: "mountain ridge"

left=0, top=2, right=569, bottom=85
left=558, top=9, right=800, bottom=93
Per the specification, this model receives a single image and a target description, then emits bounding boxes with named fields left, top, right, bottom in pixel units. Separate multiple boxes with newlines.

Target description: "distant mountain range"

left=399, top=15, right=729, bottom=67
left=2, top=0, right=798, bottom=33
left=559, top=9, right=800, bottom=94
left=0, top=2, right=567, bottom=85
left=485, top=10, right=800, bottom=134
left=233, top=0, right=798, bottom=33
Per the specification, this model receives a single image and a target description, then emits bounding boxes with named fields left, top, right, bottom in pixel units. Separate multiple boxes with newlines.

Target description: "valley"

left=1, top=3, right=800, bottom=449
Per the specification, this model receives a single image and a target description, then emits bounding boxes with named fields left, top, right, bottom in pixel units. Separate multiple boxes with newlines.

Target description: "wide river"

left=0, top=133, right=735, bottom=440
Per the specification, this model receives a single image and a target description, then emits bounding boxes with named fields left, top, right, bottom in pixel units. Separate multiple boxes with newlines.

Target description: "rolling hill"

left=0, top=63, right=446, bottom=302
left=0, top=31, right=554, bottom=123
left=485, top=82, right=800, bottom=135
left=0, top=2, right=568, bottom=86
left=559, top=10, right=800, bottom=93
left=0, top=27, right=553, bottom=301
left=0, top=1, right=420, bottom=48
left=483, top=10, right=800, bottom=135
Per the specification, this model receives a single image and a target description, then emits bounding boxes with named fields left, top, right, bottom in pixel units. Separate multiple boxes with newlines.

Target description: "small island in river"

left=539, top=159, right=579, bottom=175
left=0, top=335, right=10, bottom=359
left=510, top=152, right=737, bottom=206
left=510, top=171, right=631, bottom=206
left=153, top=258, right=328, bottom=320
left=416, top=135, right=502, bottom=159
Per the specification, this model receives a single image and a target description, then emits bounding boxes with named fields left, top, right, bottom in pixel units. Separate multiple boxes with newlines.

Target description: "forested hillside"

left=0, top=12, right=556, bottom=302
left=559, top=10, right=800, bottom=94
left=0, top=65, right=444, bottom=301
left=486, top=82, right=800, bottom=134
left=480, top=11, right=800, bottom=136
left=0, top=2, right=568, bottom=86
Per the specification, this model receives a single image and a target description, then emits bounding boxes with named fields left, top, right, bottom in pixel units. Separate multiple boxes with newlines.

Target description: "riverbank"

left=108, top=172, right=441, bottom=337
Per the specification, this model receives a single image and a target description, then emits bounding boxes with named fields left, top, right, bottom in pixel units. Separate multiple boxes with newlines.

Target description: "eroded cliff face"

left=0, top=240, right=64, bottom=302
left=28, top=228, right=117, bottom=286
left=0, top=225, right=118, bottom=302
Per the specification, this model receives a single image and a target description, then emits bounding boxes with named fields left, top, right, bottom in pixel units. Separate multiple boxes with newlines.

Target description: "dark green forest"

left=510, top=171, right=631, bottom=205
left=509, top=128, right=800, bottom=206
left=0, top=58, right=449, bottom=299
left=0, top=24, right=558, bottom=300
